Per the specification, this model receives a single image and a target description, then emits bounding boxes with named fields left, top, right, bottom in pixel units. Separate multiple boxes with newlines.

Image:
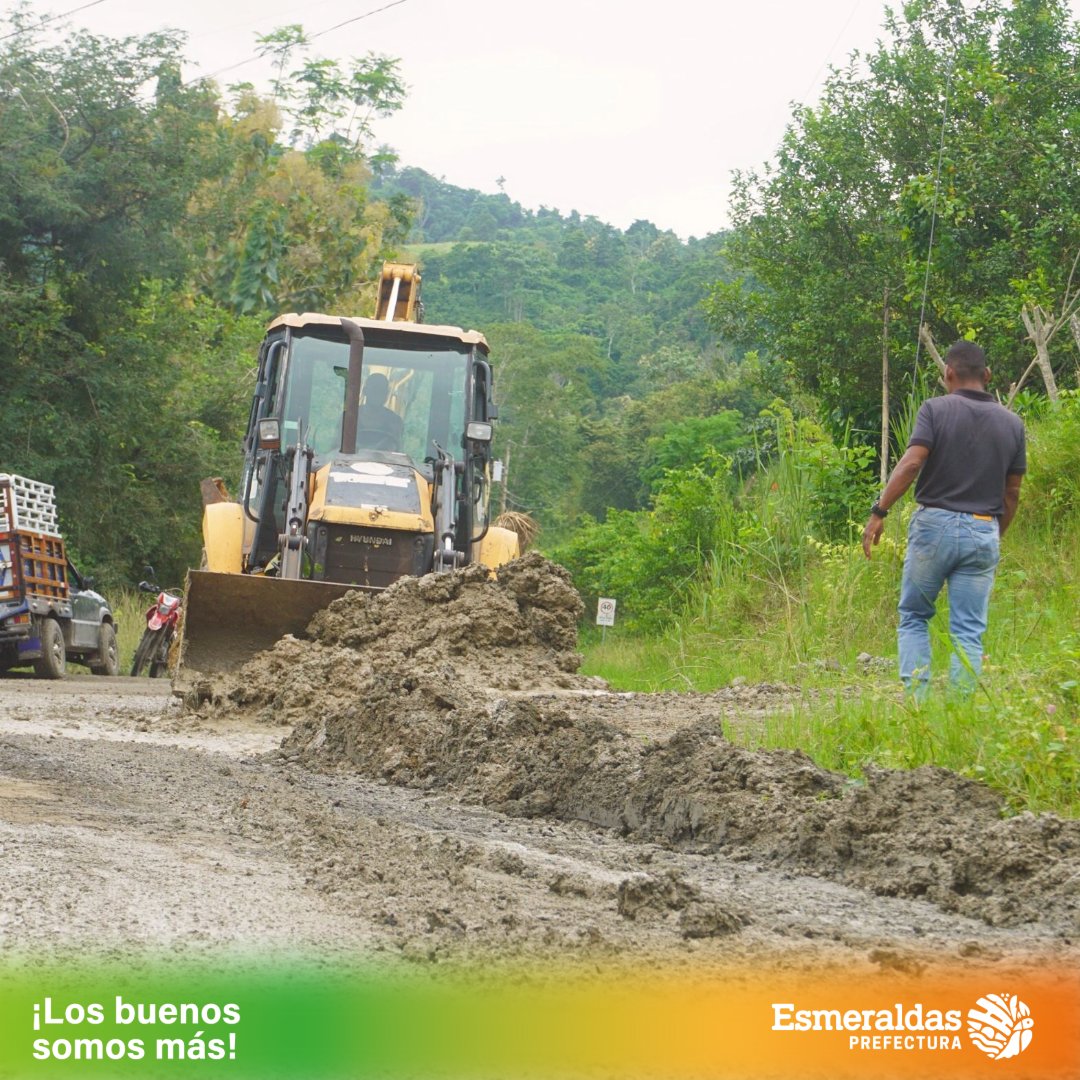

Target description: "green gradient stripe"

left=0, top=962, right=623, bottom=1079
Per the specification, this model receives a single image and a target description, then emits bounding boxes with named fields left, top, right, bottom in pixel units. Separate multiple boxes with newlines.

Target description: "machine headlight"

left=258, top=418, right=281, bottom=450
left=465, top=421, right=493, bottom=443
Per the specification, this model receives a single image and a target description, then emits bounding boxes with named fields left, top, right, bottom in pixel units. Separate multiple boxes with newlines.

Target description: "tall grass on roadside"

left=580, top=515, right=904, bottom=687
left=578, top=390, right=1080, bottom=816
left=735, top=672, right=1079, bottom=816
left=110, top=588, right=148, bottom=674
left=583, top=528, right=1080, bottom=815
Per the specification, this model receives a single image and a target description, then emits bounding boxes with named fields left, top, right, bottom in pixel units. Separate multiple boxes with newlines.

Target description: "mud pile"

left=309, top=553, right=585, bottom=685
left=216, top=555, right=1080, bottom=933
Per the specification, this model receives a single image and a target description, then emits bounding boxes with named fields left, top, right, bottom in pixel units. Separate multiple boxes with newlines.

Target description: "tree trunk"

left=1019, top=304, right=1060, bottom=403
left=880, top=289, right=890, bottom=486
left=918, top=323, right=947, bottom=383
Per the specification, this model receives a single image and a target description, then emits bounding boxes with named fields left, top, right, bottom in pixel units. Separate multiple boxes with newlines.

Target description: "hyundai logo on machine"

left=349, top=533, right=392, bottom=547
left=771, top=1002, right=964, bottom=1052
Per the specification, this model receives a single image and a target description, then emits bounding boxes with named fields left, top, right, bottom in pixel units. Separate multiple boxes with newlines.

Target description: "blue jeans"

left=897, top=506, right=1000, bottom=696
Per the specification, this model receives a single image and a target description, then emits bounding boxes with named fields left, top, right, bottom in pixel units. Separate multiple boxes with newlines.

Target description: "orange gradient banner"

left=1, top=960, right=1077, bottom=1078
left=532, top=970, right=1079, bottom=1078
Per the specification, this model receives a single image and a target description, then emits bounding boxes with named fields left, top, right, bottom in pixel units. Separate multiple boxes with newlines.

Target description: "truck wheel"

left=33, top=619, right=66, bottom=679
left=90, top=622, right=120, bottom=676
left=131, top=627, right=162, bottom=677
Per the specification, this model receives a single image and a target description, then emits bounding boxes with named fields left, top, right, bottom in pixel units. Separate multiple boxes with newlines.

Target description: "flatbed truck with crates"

left=0, top=474, right=119, bottom=678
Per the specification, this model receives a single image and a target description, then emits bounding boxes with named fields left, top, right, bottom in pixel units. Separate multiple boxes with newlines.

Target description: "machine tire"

left=130, top=627, right=164, bottom=677
left=33, top=618, right=66, bottom=679
left=90, top=622, right=120, bottom=676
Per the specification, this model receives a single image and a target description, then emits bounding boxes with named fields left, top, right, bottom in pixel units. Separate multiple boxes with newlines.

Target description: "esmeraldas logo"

left=967, top=994, right=1034, bottom=1060
left=771, top=1003, right=963, bottom=1051
left=770, top=993, right=1038, bottom=1058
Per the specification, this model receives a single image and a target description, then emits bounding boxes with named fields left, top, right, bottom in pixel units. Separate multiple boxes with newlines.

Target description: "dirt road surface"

left=0, top=557, right=1076, bottom=981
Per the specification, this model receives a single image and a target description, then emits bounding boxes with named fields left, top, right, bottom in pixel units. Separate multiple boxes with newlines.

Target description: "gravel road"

left=0, top=672, right=1071, bottom=980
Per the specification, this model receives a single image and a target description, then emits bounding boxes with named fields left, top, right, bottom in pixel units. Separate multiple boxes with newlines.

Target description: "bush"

left=1019, top=389, right=1080, bottom=528
left=639, top=411, right=748, bottom=492
left=552, top=457, right=737, bottom=630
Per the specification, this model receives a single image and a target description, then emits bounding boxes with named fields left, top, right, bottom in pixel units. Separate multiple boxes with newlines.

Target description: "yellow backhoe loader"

left=175, top=263, right=520, bottom=691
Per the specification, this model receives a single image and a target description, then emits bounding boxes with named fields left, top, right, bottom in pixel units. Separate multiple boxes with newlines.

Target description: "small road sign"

left=596, top=597, right=617, bottom=627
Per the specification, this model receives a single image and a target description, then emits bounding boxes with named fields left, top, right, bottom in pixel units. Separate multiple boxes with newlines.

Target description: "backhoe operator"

left=357, top=372, right=404, bottom=451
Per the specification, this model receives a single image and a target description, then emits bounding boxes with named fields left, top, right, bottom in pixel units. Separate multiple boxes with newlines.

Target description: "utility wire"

left=308, top=0, right=407, bottom=41
left=0, top=0, right=109, bottom=42
left=912, top=61, right=954, bottom=379
left=186, top=0, right=409, bottom=86
left=798, top=0, right=865, bottom=105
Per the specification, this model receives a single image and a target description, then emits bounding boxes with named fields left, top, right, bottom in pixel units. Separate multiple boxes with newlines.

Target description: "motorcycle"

left=131, top=572, right=182, bottom=678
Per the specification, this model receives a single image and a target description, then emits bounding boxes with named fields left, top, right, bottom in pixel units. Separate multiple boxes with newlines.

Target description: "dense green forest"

left=2, top=0, right=1079, bottom=610
left=0, top=7, right=760, bottom=581
left=0, top=16, right=416, bottom=580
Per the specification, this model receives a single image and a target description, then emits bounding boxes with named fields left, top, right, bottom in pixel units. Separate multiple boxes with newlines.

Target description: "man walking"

left=862, top=341, right=1025, bottom=697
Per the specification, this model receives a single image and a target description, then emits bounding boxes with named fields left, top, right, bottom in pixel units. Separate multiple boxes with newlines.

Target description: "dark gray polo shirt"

left=909, top=389, right=1026, bottom=517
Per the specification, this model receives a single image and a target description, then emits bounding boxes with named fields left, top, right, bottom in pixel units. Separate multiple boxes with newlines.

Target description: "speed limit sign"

left=596, top=597, right=617, bottom=627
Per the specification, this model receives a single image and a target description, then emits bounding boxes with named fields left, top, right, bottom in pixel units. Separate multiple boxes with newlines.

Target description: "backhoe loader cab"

left=182, top=299, right=520, bottom=687
left=240, top=315, right=500, bottom=583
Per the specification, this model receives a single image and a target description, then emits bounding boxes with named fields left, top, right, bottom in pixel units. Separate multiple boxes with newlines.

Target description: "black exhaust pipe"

left=340, top=318, right=365, bottom=454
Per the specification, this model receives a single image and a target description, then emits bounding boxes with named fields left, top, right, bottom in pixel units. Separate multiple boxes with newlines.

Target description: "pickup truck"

left=0, top=474, right=119, bottom=678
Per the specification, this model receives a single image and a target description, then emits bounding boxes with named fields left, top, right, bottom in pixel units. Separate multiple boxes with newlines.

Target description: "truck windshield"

left=281, top=333, right=469, bottom=471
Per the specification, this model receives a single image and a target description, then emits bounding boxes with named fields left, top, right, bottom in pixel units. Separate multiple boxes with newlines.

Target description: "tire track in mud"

left=0, top=710, right=1061, bottom=970
left=201, top=555, right=1079, bottom=935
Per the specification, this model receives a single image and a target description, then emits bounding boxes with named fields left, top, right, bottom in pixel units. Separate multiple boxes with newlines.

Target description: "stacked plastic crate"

left=0, top=474, right=68, bottom=601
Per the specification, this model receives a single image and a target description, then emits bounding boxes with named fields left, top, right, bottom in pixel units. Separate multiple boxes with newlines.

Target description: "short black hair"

left=363, top=371, right=389, bottom=402
left=945, top=340, right=987, bottom=380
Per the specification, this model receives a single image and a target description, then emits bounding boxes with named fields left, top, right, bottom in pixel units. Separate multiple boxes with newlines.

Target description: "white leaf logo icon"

left=968, top=993, right=1034, bottom=1059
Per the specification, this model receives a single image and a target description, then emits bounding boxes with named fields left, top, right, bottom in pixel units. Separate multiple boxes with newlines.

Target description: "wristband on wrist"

left=870, top=502, right=889, bottom=518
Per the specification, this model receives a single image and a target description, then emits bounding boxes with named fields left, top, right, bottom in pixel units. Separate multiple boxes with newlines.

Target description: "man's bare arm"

left=862, top=445, right=930, bottom=558
left=878, top=445, right=930, bottom=510
left=1000, top=473, right=1022, bottom=536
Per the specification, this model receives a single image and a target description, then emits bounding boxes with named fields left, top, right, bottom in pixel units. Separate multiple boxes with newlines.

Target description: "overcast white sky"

left=37, top=0, right=1080, bottom=238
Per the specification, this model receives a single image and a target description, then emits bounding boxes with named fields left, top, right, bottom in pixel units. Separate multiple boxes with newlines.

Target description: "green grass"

left=742, top=678, right=1079, bottom=816
left=111, top=588, right=148, bottom=674
left=401, top=242, right=460, bottom=259
left=578, top=493, right=1080, bottom=817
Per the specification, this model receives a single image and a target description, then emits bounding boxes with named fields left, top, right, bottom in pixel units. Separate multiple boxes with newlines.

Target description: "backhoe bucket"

left=174, top=571, right=362, bottom=695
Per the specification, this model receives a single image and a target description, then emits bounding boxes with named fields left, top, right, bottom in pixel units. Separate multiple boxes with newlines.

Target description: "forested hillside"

left=373, top=163, right=722, bottom=348
left=368, top=165, right=772, bottom=532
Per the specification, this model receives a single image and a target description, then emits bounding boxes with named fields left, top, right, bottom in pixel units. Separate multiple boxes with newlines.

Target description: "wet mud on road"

left=0, top=676, right=1070, bottom=975
left=0, top=556, right=1076, bottom=979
